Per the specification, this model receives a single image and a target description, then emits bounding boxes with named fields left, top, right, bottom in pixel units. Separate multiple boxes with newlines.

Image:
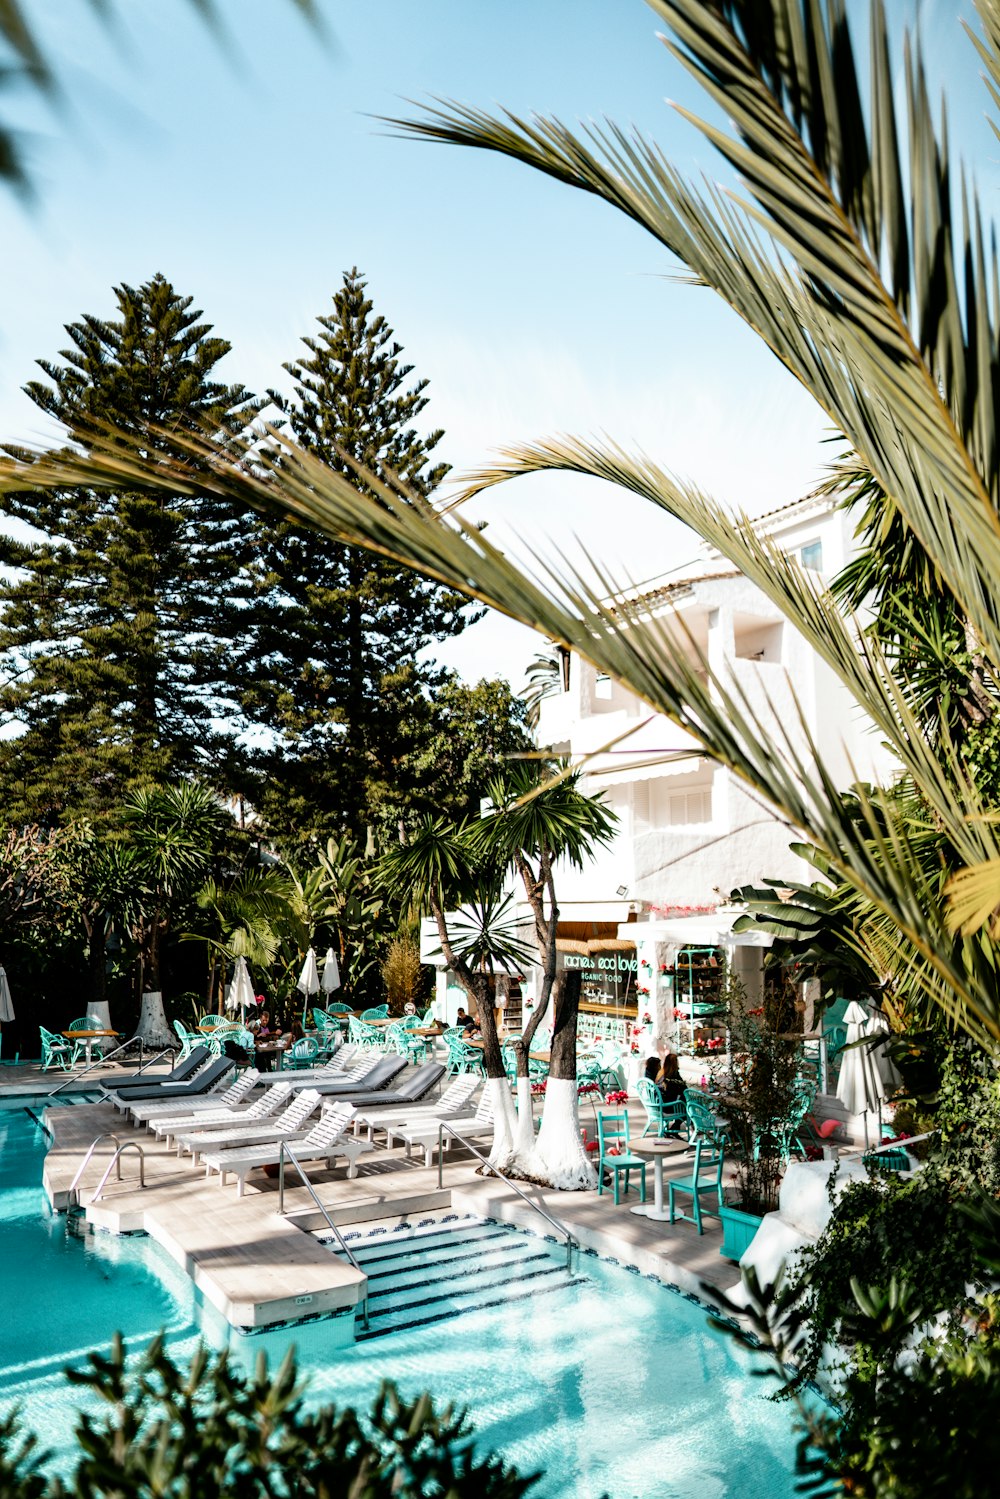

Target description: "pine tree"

left=0, top=274, right=263, bottom=822
left=243, top=267, right=473, bottom=840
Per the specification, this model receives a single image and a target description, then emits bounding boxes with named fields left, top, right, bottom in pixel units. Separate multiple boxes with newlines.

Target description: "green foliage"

left=783, top=1038, right=1000, bottom=1398
left=120, top=781, right=232, bottom=993
left=717, top=1265, right=1000, bottom=1499
left=403, top=677, right=533, bottom=827
left=0, top=274, right=262, bottom=822
left=791, top=1173, right=980, bottom=1396
left=711, top=975, right=802, bottom=1215
left=0, top=1335, right=538, bottom=1499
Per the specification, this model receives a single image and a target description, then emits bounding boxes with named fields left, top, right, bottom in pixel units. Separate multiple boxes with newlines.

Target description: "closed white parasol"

left=321, top=947, right=341, bottom=994
left=836, top=1000, right=884, bottom=1147
left=226, top=956, right=256, bottom=1023
left=297, top=947, right=320, bottom=997
left=0, top=966, right=13, bottom=1024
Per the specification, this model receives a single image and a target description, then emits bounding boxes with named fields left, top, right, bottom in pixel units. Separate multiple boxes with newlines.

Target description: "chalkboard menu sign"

left=557, top=944, right=638, bottom=1008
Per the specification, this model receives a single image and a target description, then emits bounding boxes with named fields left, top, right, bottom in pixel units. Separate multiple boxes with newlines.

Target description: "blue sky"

left=1, top=0, right=994, bottom=687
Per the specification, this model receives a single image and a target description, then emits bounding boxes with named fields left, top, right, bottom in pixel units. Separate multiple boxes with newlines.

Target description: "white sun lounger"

left=388, top=1090, right=495, bottom=1167
left=147, top=1078, right=294, bottom=1145
left=172, top=1089, right=321, bottom=1162
left=129, top=1069, right=261, bottom=1125
left=202, top=1101, right=370, bottom=1196
left=350, top=1074, right=480, bottom=1140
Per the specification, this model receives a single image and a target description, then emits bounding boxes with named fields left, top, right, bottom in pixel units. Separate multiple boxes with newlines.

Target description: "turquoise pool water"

left=1, top=1098, right=809, bottom=1498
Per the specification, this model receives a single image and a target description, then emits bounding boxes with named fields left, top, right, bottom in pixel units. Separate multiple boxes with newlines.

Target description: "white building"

left=527, top=494, right=894, bottom=1054
left=425, top=495, right=893, bottom=1064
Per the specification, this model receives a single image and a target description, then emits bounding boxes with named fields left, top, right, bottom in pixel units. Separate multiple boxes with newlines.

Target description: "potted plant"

left=710, top=974, right=803, bottom=1260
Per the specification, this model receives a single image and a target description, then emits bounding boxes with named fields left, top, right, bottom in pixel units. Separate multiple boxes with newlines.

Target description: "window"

left=595, top=671, right=612, bottom=700
left=801, top=539, right=823, bottom=571
left=668, top=789, right=712, bottom=825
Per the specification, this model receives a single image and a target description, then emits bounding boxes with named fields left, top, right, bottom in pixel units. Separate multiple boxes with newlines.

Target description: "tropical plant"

left=0, top=1334, right=537, bottom=1499
left=191, top=866, right=299, bottom=1008
left=470, top=762, right=617, bottom=1186
left=122, top=781, right=231, bottom=999
left=718, top=1256, right=1000, bottom=1499
left=7, top=1, right=1000, bottom=1068
left=710, top=973, right=802, bottom=1216
left=378, top=813, right=540, bottom=1166
left=520, top=646, right=565, bottom=729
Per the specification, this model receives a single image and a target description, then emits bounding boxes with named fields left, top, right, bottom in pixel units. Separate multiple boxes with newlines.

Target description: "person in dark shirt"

left=656, top=1052, right=686, bottom=1105
left=456, top=1007, right=478, bottom=1035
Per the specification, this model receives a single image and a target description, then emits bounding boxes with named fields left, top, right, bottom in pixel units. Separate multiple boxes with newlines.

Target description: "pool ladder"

left=67, top=1133, right=146, bottom=1208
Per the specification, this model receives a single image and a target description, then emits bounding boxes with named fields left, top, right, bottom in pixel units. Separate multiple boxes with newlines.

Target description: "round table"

left=627, top=1136, right=687, bottom=1222
left=62, top=1029, right=119, bottom=1066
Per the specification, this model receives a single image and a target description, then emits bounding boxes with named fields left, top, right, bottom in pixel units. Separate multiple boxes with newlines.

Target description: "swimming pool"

left=1, top=1098, right=809, bottom=1498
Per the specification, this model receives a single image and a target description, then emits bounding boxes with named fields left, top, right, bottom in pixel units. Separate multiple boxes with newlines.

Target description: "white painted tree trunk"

left=136, top=990, right=173, bottom=1049
left=513, top=1075, right=536, bottom=1156
left=87, top=1000, right=112, bottom=1031
left=486, top=1077, right=519, bottom=1169
left=525, top=1077, right=598, bottom=1190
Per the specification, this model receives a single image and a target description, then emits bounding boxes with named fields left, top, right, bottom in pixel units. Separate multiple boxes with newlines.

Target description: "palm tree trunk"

left=530, top=969, right=596, bottom=1189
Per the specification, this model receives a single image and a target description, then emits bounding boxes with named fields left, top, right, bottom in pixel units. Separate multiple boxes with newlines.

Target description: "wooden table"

left=627, top=1135, right=688, bottom=1222
left=253, top=1041, right=287, bottom=1072
left=62, top=1029, right=118, bottom=1066
left=466, top=1038, right=551, bottom=1065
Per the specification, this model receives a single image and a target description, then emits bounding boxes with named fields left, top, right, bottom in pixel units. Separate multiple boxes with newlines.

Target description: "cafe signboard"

left=556, top=941, right=638, bottom=1009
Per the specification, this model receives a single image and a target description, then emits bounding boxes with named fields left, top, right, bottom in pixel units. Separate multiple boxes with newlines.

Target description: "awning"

left=620, top=912, right=771, bottom=948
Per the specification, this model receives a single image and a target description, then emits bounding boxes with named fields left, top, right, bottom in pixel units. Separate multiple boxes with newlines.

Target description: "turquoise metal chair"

left=360, top=1005, right=389, bottom=1022
left=285, top=1036, right=320, bottom=1069
left=685, top=1088, right=726, bottom=1142
left=668, top=1130, right=727, bottom=1233
left=443, top=1028, right=485, bottom=1076
left=596, top=1110, right=647, bottom=1205
left=39, top=1026, right=74, bottom=1071
left=348, top=1016, right=382, bottom=1050
left=199, top=1014, right=229, bottom=1031
left=173, top=1018, right=201, bottom=1060
left=387, top=1020, right=427, bottom=1064
left=637, top=1078, right=688, bottom=1140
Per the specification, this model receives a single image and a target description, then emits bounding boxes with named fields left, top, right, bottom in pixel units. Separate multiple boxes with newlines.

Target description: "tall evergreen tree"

left=242, top=267, right=473, bottom=840
left=0, top=274, right=262, bottom=822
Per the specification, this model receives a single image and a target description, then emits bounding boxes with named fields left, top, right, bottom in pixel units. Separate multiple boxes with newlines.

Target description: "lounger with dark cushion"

left=104, top=1045, right=210, bottom=1089
left=297, top=1055, right=407, bottom=1098
left=104, top=1056, right=235, bottom=1109
left=323, top=1061, right=444, bottom=1112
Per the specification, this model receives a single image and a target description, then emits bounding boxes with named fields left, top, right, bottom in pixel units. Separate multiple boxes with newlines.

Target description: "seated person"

left=455, top=1007, right=479, bottom=1035
left=656, top=1052, right=686, bottom=1105
left=253, top=1009, right=276, bottom=1070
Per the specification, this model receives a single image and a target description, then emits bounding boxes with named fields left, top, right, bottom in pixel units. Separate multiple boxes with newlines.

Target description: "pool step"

left=321, top=1216, right=585, bottom=1340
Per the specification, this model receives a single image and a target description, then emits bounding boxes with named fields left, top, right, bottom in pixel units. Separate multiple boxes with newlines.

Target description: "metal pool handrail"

left=437, top=1121, right=578, bottom=1273
left=90, top=1141, right=145, bottom=1203
left=47, top=1038, right=171, bottom=1096
left=276, top=1142, right=369, bottom=1330
left=67, top=1132, right=124, bottom=1205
